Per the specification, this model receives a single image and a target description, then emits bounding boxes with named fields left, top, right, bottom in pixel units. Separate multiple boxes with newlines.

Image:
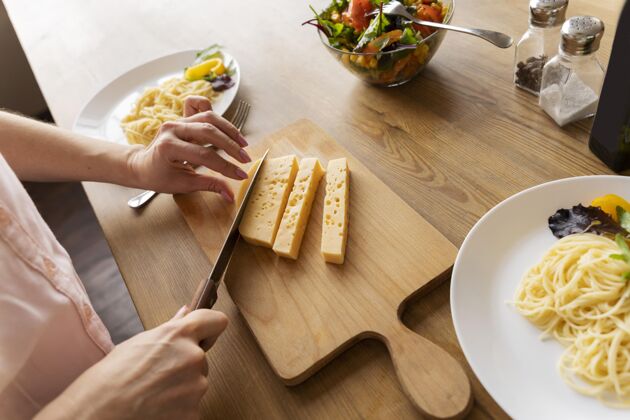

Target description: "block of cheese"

left=272, top=158, right=325, bottom=259
left=235, top=159, right=262, bottom=206
left=321, top=158, right=349, bottom=264
left=239, top=155, right=298, bottom=247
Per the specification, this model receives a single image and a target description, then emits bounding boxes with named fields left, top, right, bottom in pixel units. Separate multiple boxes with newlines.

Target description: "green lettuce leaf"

left=400, top=27, right=418, bottom=45
left=354, top=12, right=390, bottom=51
left=617, top=206, right=630, bottom=232
left=608, top=234, right=630, bottom=281
left=194, top=44, right=223, bottom=64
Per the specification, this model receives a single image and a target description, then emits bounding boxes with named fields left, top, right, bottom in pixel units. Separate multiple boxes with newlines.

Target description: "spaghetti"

left=514, top=233, right=630, bottom=407
left=121, top=78, right=218, bottom=146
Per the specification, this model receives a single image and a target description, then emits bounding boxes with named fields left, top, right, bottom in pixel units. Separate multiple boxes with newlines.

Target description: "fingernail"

left=238, top=133, right=249, bottom=146
left=239, top=149, right=252, bottom=163
left=221, top=190, right=234, bottom=203
left=236, top=168, right=249, bottom=180
left=175, top=305, right=188, bottom=317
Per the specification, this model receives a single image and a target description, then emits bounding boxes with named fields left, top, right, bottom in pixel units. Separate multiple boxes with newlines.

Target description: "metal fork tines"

left=231, top=100, right=250, bottom=131
left=127, top=100, right=252, bottom=209
left=368, top=1, right=513, bottom=49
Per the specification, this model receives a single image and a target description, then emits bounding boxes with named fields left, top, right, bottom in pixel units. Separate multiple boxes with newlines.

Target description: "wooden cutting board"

left=174, top=119, right=471, bottom=419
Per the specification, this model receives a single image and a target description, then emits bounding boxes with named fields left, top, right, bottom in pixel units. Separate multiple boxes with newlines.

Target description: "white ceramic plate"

left=451, top=175, right=630, bottom=420
left=72, top=49, right=240, bottom=144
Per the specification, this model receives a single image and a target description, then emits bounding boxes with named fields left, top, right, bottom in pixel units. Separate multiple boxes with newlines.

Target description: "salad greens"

left=618, top=205, right=630, bottom=232
left=195, top=44, right=236, bottom=78
left=611, top=207, right=630, bottom=280
left=304, top=0, right=445, bottom=53
left=610, top=233, right=630, bottom=281
left=547, top=204, right=627, bottom=239
left=185, top=44, right=236, bottom=91
left=305, top=2, right=357, bottom=50
left=194, top=44, right=224, bottom=64
left=400, top=27, right=419, bottom=45
left=354, top=4, right=390, bottom=51
left=303, top=0, right=447, bottom=85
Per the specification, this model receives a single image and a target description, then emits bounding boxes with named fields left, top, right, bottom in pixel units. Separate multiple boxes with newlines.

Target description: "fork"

left=127, top=100, right=252, bottom=209
left=368, top=1, right=513, bottom=49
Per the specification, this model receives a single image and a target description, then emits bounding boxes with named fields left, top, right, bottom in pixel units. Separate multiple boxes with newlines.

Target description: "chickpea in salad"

left=305, top=0, right=449, bottom=85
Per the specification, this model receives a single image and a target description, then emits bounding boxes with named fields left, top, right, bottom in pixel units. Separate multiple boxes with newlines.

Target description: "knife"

left=192, top=149, right=270, bottom=310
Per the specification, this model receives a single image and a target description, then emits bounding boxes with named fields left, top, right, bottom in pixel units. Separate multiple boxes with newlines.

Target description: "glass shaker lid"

left=529, top=0, right=568, bottom=27
left=561, top=16, right=605, bottom=55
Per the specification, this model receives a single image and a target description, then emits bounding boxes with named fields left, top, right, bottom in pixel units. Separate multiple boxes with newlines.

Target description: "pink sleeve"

left=0, top=154, right=114, bottom=419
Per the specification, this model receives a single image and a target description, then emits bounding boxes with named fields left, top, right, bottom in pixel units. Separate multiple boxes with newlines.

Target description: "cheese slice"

left=239, top=155, right=298, bottom=247
left=272, top=158, right=325, bottom=259
left=321, top=158, right=349, bottom=264
left=235, top=159, right=262, bottom=206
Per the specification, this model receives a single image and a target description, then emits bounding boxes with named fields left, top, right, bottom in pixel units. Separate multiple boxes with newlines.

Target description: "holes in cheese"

left=272, top=158, right=325, bottom=260
left=321, top=158, right=349, bottom=264
left=239, top=155, right=298, bottom=247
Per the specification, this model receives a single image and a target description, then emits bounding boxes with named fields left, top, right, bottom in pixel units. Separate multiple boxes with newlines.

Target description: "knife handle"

left=189, top=278, right=220, bottom=351
left=191, top=277, right=218, bottom=310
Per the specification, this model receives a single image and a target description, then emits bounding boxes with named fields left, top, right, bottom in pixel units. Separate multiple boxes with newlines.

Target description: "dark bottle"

left=588, top=1, right=630, bottom=172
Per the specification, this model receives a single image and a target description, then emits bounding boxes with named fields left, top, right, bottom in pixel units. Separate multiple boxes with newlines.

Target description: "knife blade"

left=193, top=149, right=270, bottom=310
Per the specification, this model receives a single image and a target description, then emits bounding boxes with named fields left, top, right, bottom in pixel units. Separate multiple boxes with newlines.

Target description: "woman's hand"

left=127, top=96, right=251, bottom=202
left=37, top=307, right=228, bottom=420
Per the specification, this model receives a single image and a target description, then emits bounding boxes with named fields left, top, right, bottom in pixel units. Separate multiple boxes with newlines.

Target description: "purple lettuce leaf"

left=548, top=204, right=629, bottom=238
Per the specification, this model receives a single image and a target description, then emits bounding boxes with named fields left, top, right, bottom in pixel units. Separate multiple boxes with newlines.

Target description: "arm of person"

left=0, top=97, right=250, bottom=202
left=35, top=307, right=228, bottom=420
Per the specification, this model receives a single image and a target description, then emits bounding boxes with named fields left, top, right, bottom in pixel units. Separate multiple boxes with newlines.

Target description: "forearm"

left=0, top=111, right=142, bottom=186
left=34, top=367, right=111, bottom=420
left=34, top=390, right=88, bottom=420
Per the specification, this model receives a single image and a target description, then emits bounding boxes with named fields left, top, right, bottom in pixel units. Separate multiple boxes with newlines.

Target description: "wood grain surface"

left=3, top=0, right=625, bottom=418
left=176, top=120, right=470, bottom=418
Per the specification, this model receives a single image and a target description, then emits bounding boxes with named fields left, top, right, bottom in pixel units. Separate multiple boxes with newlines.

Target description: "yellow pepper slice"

left=591, top=194, right=630, bottom=221
left=184, top=58, right=225, bottom=81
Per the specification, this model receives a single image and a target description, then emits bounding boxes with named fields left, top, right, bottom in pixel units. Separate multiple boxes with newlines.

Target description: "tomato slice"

left=417, top=4, right=441, bottom=22
left=413, top=4, right=442, bottom=37
left=348, top=0, right=373, bottom=32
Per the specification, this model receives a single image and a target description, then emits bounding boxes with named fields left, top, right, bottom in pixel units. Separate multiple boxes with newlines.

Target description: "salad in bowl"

left=305, top=0, right=453, bottom=87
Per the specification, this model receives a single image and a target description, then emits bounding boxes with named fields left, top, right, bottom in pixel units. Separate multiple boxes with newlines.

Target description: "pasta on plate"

left=514, top=233, right=630, bottom=407
left=121, top=77, right=218, bottom=146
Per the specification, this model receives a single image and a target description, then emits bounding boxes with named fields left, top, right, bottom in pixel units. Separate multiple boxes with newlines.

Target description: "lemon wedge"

left=591, top=194, right=630, bottom=221
left=184, top=58, right=225, bottom=81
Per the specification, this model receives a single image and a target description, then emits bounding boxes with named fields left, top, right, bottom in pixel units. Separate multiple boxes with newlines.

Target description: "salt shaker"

left=539, top=16, right=605, bottom=127
left=514, top=0, right=568, bottom=95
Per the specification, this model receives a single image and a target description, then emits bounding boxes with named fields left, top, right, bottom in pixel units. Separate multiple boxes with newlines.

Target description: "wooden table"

left=3, top=0, right=624, bottom=417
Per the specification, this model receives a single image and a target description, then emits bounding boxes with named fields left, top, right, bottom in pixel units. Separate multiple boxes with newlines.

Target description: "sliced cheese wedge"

left=272, top=158, right=325, bottom=259
left=235, top=159, right=262, bottom=206
left=321, top=158, right=349, bottom=264
left=239, top=155, right=298, bottom=247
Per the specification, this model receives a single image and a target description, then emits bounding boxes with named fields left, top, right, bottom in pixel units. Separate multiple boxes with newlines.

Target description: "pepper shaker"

left=514, top=0, right=568, bottom=95
left=539, top=16, right=605, bottom=127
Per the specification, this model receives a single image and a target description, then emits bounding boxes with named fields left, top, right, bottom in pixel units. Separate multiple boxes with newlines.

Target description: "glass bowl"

left=318, top=0, right=454, bottom=87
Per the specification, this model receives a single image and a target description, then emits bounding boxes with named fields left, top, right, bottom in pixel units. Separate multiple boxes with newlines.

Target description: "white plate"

left=451, top=175, right=630, bottom=420
left=72, top=49, right=240, bottom=144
